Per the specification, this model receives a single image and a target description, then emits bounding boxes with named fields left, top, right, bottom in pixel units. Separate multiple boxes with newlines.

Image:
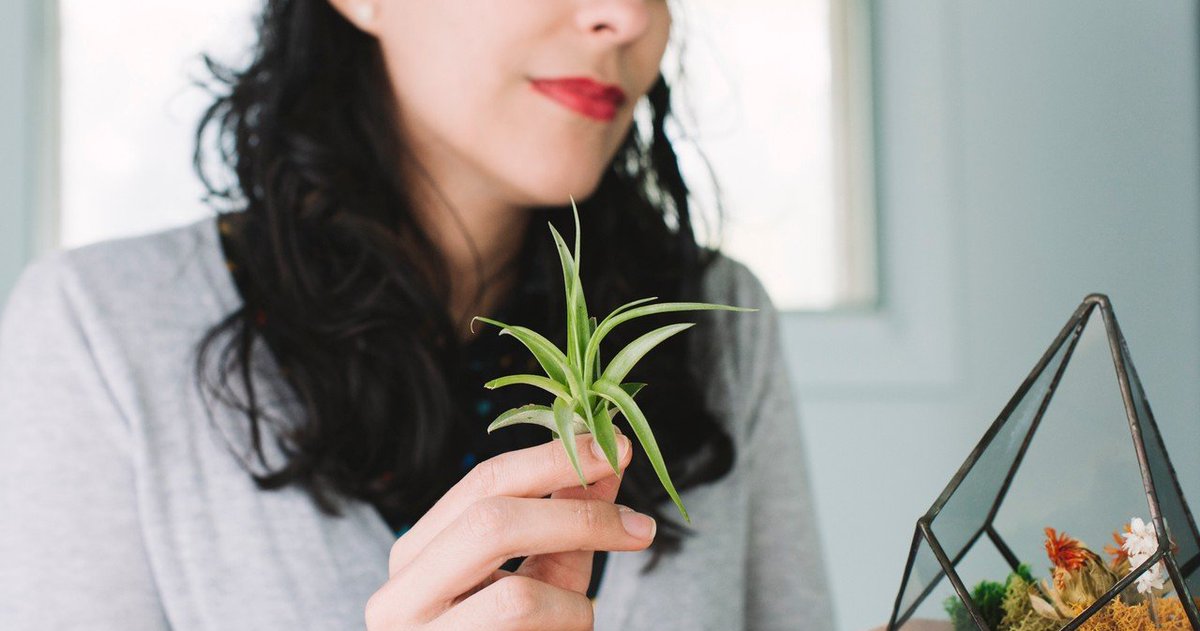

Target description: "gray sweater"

left=0, top=216, right=834, bottom=630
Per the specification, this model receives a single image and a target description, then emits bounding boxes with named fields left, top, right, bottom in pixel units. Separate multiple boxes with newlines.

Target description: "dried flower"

left=1121, top=517, right=1169, bottom=594
left=1044, top=527, right=1093, bottom=573
left=1121, top=517, right=1160, bottom=558
left=1105, top=526, right=1132, bottom=572
left=1039, top=527, right=1118, bottom=608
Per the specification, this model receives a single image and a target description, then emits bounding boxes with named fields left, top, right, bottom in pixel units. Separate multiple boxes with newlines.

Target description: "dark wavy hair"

left=192, top=0, right=733, bottom=569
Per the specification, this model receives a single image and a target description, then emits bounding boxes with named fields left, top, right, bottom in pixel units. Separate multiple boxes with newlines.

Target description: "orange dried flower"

left=1104, top=526, right=1132, bottom=570
left=1045, top=527, right=1094, bottom=572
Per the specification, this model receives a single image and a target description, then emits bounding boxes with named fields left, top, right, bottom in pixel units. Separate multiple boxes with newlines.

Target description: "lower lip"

left=530, top=81, right=621, bottom=122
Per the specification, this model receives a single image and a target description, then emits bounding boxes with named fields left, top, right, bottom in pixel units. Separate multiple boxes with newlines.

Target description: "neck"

left=404, top=166, right=533, bottom=343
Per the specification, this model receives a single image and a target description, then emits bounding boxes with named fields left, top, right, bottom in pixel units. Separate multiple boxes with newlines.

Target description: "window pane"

left=59, top=0, right=255, bottom=248
left=668, top=0, right=874, bottom=310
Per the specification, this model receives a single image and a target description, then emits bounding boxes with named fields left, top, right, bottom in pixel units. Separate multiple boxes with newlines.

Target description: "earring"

left=352, top=3, right=376, bottom=27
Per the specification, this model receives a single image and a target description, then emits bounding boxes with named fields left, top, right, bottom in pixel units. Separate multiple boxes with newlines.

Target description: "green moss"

left=1012, top=564, right=1035, bottom=585
left=1000, top=571, right=1059, bottom=631
left=944, top=579, right=1008, bottom=630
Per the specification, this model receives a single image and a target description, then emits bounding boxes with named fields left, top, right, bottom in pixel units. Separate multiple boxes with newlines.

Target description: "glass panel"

left=897, top=532, right=950, bottom=628
left=992, top=309, right=1151, bottom=571
left=895, top=531, right=1015, bottom=631
left=895, top=315, right=1080, bottom=623
left=927, top=314, right=1081, bottom=578
left=1117, top=334, right=1200, bottom=602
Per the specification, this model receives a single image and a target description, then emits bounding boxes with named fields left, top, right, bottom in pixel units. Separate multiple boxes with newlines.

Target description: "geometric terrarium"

left=888, top=294, right=1200, bottom=630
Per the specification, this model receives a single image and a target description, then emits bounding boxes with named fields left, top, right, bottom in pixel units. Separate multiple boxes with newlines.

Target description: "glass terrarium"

left=888, top=294, right=1200, bottom=631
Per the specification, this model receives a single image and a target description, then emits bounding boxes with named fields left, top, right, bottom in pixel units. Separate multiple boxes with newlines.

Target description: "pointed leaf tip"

left=590, top=380, right=690, bottom=523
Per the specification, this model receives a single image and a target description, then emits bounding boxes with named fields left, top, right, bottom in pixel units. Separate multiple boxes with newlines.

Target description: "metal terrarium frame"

left=887, top=294, right=1200, bottom=631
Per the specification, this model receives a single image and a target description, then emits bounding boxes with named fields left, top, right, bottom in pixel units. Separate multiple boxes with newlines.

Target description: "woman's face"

left=341, top=0, right=672, bottom=209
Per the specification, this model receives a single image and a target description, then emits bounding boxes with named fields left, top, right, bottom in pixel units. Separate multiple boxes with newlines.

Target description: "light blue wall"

left=786, top=2, right=1200, bottom=629
left=0, top=0, right=37, bottom=305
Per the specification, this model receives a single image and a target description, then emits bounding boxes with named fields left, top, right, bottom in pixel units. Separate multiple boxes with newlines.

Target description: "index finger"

left=389, top=432, right=633, bottom=577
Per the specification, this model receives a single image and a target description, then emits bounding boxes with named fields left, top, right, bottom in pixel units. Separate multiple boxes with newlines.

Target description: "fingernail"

left=591, top=436, right=607, bottom=460
left=592, top=434, right=631, bottom=460
left=618, top=505, right=656, bottom=540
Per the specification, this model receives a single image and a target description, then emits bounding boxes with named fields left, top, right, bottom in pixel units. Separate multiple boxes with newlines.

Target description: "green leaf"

left=583, top=302, right=754, bottom=386
left=472, top=316, right=569, bottom=384
left=484, top=374, right=571, bottom=401
left=548, top=223, right=590, bottom=373
left=488, top=404, right=556, bottom=433
left=591, top=380, right=690, bottom=524
left=605, top=296, right=659, bottom=321
left=592, top=382, right=647, bottom=419
left=488, top=404, right=589, bottom=435
left=590, top=402, right=621, bottom=476
left=568, top=195, right=583, bottom=273
left=473, top=295, right=597, bottom=433
left=599, top=323, right=696, bottom=386
left=553, top=397, right=588, bottom=488
left=589, top=316, right=601, bottom=380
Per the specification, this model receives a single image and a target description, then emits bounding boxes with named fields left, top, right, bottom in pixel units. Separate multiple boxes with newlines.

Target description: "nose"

left=575, top=0, right=654, bottom=46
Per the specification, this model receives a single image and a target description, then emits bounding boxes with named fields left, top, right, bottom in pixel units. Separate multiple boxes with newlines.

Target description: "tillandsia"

left=470, top=196, right=756, bottom=524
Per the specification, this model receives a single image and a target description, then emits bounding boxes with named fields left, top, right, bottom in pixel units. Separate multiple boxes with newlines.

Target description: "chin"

left=508, top=163, right=608, bottom=208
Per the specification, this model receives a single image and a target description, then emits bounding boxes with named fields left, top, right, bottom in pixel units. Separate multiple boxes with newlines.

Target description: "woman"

left=0, top=0, right=832, bottom=629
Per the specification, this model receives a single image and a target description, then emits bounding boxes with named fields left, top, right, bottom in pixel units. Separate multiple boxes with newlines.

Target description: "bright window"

left=56, top=0, right=876, bottom=311
left=667, top=0, right=877, bottom=310
left=58, top=0, right=255, bottom=250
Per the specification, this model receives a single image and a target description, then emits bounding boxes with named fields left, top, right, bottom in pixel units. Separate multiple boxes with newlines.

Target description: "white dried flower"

left=1122, top=517, right=1169, bottom=594
left=1122, top=517, right=1159, bottom=557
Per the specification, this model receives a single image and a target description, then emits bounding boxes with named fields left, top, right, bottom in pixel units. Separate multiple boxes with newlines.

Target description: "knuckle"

left=465, top=496, right=511, bottom=541
left=491, top=575, right=540, bottom=621
left=465, top=458, right=503, bottom=497
left=364, top=592, right=384, bottom=629
left=364, top=584, right=399, bottom=630
left=572, top=499, right=605, bottom=532
left=387, top=535, right=408, bottom=575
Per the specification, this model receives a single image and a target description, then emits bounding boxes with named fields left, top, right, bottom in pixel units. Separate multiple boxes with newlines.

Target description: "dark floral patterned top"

left=215, top=213, right=608, bottom=601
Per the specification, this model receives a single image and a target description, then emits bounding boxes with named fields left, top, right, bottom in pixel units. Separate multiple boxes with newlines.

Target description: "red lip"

left=530, top=77, right=628, bottom=122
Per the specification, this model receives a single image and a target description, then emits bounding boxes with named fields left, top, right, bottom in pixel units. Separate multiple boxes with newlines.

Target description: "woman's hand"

left=365, top=431, right=655, bottom=630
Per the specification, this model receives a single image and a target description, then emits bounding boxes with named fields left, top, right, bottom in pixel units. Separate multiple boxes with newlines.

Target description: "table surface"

left=867, top=621, right=953, bottom=631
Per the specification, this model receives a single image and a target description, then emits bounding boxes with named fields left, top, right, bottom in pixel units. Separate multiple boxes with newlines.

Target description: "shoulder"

left=692, top=252, right=787, bottom=437
left=2, top=215, right=234, bottom=335
left=698, top=251, right=776, bottom=316
left=696, top=250, right=782, bottom=363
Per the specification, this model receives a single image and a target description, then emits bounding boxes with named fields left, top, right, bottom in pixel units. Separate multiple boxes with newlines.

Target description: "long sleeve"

left=0, top=253, right=169, bottom=630
left=740, top=278, right=837, bottom=630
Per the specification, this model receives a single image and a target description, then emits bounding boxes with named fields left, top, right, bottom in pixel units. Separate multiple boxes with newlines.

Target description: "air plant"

left=471, top=197, right=756, bottom=524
